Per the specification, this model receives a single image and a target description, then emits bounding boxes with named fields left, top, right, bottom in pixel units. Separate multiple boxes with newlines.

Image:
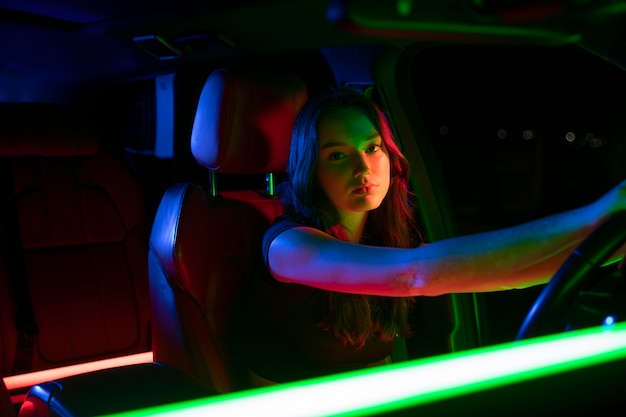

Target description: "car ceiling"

left=0, top=0, right=350, bottom=94
left=3, top=0, right=626, bottom=98
left=0, top=0, right=190, bottom=24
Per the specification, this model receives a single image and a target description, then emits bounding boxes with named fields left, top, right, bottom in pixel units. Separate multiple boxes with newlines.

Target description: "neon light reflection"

left=105, top=323, right=626, bottom=417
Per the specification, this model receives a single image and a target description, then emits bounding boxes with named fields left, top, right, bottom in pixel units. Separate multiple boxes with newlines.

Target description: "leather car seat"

left=0, top=246, right=17, bottom=378
left=0, top=103, right=151, bottom=379
left=0, top=249, right=17, bottom=414
left=1, top=377, right=16, bottom=417
left=148, top=68, right=308, bottom=393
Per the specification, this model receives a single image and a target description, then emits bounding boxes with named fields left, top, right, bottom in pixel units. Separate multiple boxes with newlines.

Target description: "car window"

left=411, top=43, right=626, bottom=344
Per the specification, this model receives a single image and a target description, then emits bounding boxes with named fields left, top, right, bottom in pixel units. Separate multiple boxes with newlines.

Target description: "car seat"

left=1, top=377, right=16, bottom=417
left=0, top=246, right=17, bottom=415
left=0, top=239, right=17, bottom=378
left=148, top=68, right=308, bottom=393
left=0, top=103, right=151, bottom=381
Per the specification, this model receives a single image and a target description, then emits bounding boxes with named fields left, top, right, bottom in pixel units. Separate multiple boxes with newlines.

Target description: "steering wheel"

left=515, top=210, right=626, bottom=340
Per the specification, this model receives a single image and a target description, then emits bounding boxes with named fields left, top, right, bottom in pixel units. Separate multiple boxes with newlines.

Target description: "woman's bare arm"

left=267, top=179, right=626, bottom=296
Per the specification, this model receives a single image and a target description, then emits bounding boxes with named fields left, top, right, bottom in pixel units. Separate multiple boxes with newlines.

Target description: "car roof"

left=3, top=0, right=626, bottom=93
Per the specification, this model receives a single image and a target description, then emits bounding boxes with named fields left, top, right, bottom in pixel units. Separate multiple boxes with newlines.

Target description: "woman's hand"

left=591, top=179, right=626, bottom=223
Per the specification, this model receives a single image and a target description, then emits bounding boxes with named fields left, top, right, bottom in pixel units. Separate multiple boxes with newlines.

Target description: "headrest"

left=191, top=69, right=308, bottom=174
left=0, top=103, right=99, bottom=157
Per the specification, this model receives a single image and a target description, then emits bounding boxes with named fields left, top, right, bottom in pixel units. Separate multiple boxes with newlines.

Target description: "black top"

left=246, top=215, right=396, bottom=383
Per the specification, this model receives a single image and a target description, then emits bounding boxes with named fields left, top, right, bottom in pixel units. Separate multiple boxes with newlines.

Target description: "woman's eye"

left=328, top=152, right=345, bottom=160
left=367, top=144, right=381, bottom=153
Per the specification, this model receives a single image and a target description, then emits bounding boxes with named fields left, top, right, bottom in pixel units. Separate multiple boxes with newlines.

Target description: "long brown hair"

left=280, top=87, right=421, bottom=348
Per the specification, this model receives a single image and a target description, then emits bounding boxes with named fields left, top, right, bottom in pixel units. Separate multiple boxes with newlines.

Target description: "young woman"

left=246, top=87, right=626, bottom=385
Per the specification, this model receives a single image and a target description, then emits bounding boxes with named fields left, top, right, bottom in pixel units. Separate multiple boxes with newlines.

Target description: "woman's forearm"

left=410, top=205, right=590, bottom=294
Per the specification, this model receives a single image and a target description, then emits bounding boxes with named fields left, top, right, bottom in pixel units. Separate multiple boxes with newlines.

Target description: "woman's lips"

left=353, top=184, right=376, bottom=195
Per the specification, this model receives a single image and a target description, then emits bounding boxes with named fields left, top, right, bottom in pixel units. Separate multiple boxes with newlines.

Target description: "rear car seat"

left=1, top=377, right=16, bottom=417
left=0, top=103, right=151, bottom=381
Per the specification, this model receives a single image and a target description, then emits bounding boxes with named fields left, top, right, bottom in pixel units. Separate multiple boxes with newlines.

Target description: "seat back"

left=1, top=377, right=16, bottom=417
left=148, top=69, right=307, bottom=393
left=0, top=103, right=151, bottom=377
left=0, top=246, right=17, bottom=378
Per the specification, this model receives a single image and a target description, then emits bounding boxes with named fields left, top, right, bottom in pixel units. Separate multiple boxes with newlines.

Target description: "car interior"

left=2, top=0, right=626, bottom=416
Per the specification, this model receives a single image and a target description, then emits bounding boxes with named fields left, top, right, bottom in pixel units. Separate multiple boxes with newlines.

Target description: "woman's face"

left=315, top=106, right=391, bottom=222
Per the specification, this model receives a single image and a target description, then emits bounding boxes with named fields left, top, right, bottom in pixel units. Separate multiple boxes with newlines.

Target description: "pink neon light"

left=3, top=351, right=153, bottom=391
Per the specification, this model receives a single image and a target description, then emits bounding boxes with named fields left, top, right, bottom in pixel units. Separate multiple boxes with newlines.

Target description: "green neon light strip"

left=108, top=323, right=626, bottom=417
left=348, top=13, right=579, bottom=40
left=347, top=3, right=626, bottom=41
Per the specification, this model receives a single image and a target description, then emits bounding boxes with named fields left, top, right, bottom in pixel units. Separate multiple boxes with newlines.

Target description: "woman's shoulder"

left=264, top=214, right=308, bottom=242
left=261, top=214, right=311, bottom=260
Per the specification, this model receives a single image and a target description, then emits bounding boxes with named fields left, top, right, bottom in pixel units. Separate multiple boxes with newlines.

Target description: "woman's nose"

left=353, top=154, right=371, bottom=177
